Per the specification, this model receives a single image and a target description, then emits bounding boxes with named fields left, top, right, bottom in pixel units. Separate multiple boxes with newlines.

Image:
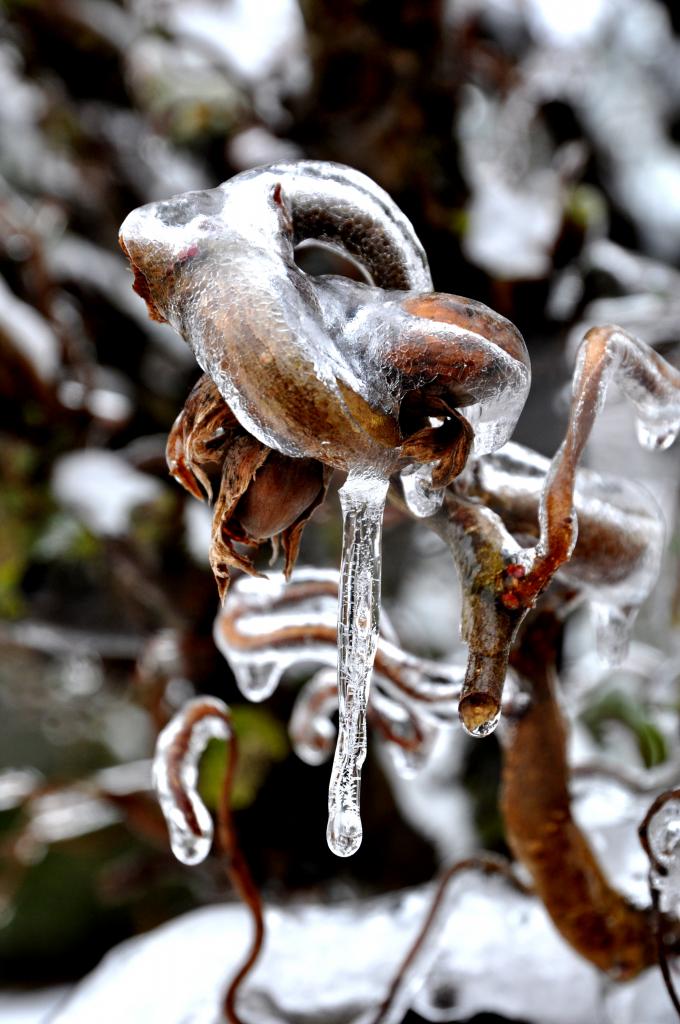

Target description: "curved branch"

left=531, top=325, right=680, bottom=581
left=152, top=698, right=264, bottom=1024
left=502, top=613, right=658, bottom=979
left=215, top=570, right=463, bottom=714
left=429, top=325, right=679, bottom=736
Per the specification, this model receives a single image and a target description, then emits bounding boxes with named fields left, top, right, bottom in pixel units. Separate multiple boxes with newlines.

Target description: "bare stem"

left=502, top=612, right=658, bottom=978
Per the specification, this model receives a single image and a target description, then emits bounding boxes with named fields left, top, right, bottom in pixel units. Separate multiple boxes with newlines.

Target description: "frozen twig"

left=502, top=612, right=661, bottom=979
left=153, top=698, right=263, bottom=1024
left=430, top=325, right=678, bottom=736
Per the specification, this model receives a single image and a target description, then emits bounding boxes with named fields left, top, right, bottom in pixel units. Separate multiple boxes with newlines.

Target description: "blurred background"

left=2, top=0, right=680, bottom=1021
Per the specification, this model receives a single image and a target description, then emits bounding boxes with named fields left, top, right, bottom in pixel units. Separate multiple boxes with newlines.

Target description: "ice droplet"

left=231, top=658, right=282, bottom=703
left=459, top=700, right=502, bottom=738
left=327, top=472, right=389, bottom=858
left=152, top=696, right=230, bottom=866
left=400, top=463, right=445, bottom=518
left=635, top=416, right=680, bottom=452
left=591, top=602, right=638, bottom=666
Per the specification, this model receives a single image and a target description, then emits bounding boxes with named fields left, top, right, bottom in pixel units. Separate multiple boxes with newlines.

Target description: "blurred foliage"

left=198, top=705, right=289, bottom=812
left=581, top=690, right=668, bottom=769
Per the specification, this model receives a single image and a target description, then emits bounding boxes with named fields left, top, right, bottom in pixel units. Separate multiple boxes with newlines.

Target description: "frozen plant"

left=120, top=161, right=680, bottom=1021
left=119, top=160, right=530, bottom=858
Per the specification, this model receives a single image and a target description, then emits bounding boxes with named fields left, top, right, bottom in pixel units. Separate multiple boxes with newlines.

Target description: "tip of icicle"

left=326, top=808, right=363, bottom=858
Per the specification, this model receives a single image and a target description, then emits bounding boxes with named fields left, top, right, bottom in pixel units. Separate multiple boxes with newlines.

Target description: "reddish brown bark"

left=502, top=614, right=657, bottom=979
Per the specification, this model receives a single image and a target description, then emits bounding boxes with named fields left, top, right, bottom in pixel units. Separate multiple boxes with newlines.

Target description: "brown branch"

left=502, top=612, right=658, bottom=979
left=160, top=700, right=264, bottom=1024
left=216, top=723, right=265, bottom=1024
left=430, top=489, right=526, bottom=736
left=428, top=324, right=678, bottom=736
left=526, top=325, right=680, bottom=584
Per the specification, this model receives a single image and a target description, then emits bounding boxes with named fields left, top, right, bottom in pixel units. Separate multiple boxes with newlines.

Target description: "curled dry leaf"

left=166, top=372, right=330, bottom=601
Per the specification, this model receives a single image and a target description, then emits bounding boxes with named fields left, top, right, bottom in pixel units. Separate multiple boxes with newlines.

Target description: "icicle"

left=400, top=462, right=445, bottom=518
left=327, top=472, right=389, bottom=858
left=152, top=696, right=231, bottom=866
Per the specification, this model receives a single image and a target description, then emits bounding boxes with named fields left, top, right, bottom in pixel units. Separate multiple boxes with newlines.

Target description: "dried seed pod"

left=120, top=161, right=530, bottom=476
left=166, top=373, right=240, bottom=502
left=167, top=374, right=331, bottom=598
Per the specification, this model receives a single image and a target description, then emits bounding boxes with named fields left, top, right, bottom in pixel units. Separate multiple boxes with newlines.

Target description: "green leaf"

left=581, top=689, right=667, bottom=769
left=198, top=705, right=288, bottom=812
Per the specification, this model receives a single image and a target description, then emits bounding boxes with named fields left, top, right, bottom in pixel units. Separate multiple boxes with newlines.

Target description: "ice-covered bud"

left=166, top=373, right=330, bottom=599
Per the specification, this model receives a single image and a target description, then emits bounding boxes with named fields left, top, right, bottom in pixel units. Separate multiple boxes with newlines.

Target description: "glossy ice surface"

left=646, top=796, right=680, bottom=917
left=119, top=161, right=530, bottom=473
left=216, top=568, right=464, bottom=776
left=121, top=161, right=531, bottom=855
left=121, top=161, right=680, bottom=856
left=152, top=696, right=231, bottom=866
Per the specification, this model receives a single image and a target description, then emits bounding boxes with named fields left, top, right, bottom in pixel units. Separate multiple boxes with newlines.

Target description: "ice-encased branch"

left=214, top=569, right=463, bottom=722
left=153, top=697, right=263, bottom=1024
left=430, top=325, right=678, bottom=737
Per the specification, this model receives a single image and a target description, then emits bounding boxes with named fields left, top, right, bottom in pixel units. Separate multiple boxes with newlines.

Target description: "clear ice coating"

left=118, top=160, right=531, bottom=474
left=214, top=568, right=342, bottom=702
left=152, top=696, right=231, bottom=866
left=646, top=796, right=680, bottom=917
left=328, top=473, right=388, bottom=857
left=591, top=603, right=640, bottom=667
left=120, top=160, right=535, bottom=855
left=119, top=151, right=680, bottom=842
left=373, top=690, right=440, bottom=780
left=215, top=569, right=464, bottom=782
left=534, top=325, right=679, bottom=663
left=289, top=668, right=339, bottom=767
left=463, top=441, right=666, bottom=669
left=135, top=163, right=680, bottom=858
left=400, top=462, right=445, bottom=518
left=572, top=326, right=680, bottom=455
left=216, top=568, right=454, bottom=708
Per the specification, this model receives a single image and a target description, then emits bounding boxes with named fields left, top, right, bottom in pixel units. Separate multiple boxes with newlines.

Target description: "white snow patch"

left=52, top=450, right=163, bottom=536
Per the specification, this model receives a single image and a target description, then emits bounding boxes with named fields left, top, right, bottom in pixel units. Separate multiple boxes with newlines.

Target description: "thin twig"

left=650, top=885, right=680, bottom=1020
left=217, top=724, right=265, bottom=1024
left=160, top=699, right=265, bottom=1024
